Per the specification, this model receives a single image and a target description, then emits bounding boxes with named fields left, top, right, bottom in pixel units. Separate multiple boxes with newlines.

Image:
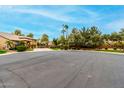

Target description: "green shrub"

left=50, top=48, right=61, bottom=51
left=16, top=45, right=27, bottom=52
left=9, top=48, right=16, bottom=50
left=113, top=47, right=117, bottom=50
left=0, top=50, right=7, bottom=54
left=64, top=45, right=68, bottom=50
left=105, top=48, right=108, bottom=50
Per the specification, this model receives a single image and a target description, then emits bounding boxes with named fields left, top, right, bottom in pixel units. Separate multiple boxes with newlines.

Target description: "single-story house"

left=0, top=32, right=37, bottom=50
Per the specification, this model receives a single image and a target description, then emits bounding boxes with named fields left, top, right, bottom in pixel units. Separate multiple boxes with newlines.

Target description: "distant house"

left=0, top=32, right=37, bottom=50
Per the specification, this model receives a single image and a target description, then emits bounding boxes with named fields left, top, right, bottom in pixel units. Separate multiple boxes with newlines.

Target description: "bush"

left=105, top=48, right=108, bottom=50
left=113, top=47, right=117, bottom=50
left=0, top=50, right=7, bottom=54
left=9, top=48, right=16, bottom=50
left=16, top=45, right=27, bottom=52
left=64, top=45, right=68, bottom=50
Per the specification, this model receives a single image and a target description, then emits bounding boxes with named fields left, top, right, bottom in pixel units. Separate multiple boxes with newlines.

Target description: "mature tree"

left=14, top=29, right=22, bottom=36
left=119, top=28, right=124, bottom=40
left=61, top=24, right=69, bottom=38
left=110, top=32, right=121, bottom=41
left=40, top=34, right=49, bottom=47
left=57, top=35, right=66, bottom=45
left=89, top=26, right=103, bottom=48
left=52, top=38, right=58, bottom=46
left=117, top=28, right=124, bottom=50
left=55, top=25, right=124, bottom=50
left=102, top=34, right=110, bottom=41
left=120, top=28, right=124, bottom=34
left=21, top=34, right=25, bottom=36
left=27, top=33, right=34, bottom=38
left=79, top=26, right=103, bottom=48
left=68, top=28, right=85, bottom=49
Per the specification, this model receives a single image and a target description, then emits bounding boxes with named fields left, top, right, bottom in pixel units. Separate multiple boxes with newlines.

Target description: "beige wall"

left=0, top=36, right=37, bottom=49
left=0, top=36, right=7, bottom=49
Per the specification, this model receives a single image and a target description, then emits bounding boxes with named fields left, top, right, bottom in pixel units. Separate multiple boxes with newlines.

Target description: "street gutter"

left=0, top=52, right=17, bottom=56
left=89, top=50, right=124, bottom=55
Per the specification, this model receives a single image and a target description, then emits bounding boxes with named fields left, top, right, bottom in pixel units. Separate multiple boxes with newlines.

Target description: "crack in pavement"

left=84, top=61, right=95, bottom=88
left=63, top=61, right=88, bottom=88
left=54, top=56, right=90, bottom=88
left=0, top=79, right=5, bottom=88
left=0, top=53, right=52, bottom=69
left=57, top=54, right=96, bottom=88
left=6, top=69, right=30, bottom=88
left=0, top=52, right=67, bottom=71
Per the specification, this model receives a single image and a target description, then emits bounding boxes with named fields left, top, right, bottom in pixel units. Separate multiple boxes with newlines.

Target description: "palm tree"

left=27, top=33, right=34, bottom=38
left=6, top=40, right=14, bottom=49
left=61, top=24, right=69, bottom=39
left=52, top=38, right=58, bottom=46
left=61, top=24, right=69, bottom=49
left=14, top=29, right=22, bottom=36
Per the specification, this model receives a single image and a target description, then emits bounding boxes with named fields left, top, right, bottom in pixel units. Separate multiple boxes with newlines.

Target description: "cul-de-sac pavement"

left=0, top=51, right=124, bottom=88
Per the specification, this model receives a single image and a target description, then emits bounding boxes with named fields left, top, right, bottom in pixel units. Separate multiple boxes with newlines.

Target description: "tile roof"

left=0, top=32, right=35, bottom=41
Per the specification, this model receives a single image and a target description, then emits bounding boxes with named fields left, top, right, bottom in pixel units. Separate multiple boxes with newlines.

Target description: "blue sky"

left=0, top=5, right=124, bottom=40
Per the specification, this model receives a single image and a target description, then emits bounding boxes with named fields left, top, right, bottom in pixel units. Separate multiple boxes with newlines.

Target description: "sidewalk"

left=33, top=48, right=53, bottom=52
left=0, top=51, right=17, bottom=56
left=0, top=48, right=54, bottom=56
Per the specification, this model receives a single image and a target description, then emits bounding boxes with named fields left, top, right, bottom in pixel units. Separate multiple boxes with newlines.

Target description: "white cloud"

left=12, top=8, right=72, bottom=22
left=1, top=6, right=100, bottom=24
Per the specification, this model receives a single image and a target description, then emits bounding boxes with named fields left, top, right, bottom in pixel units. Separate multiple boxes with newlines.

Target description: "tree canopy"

left=56, top=26, right=103, bottom=49
left=27, top=33, right=34, bottom=38
left=51, top=25, right=124, bottom=50
left=40, top=34, right=49, bottom=46
left=14, top=29, right=22, bottom=36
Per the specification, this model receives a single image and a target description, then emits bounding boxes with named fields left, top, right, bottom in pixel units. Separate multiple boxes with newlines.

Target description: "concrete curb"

left=1, top=49, right=124, bottom=57
left=0, top=49, right=54, bottom=56
left=89, top=50, right=124, bottom=55
left=0, top=52, right=18, bottom=56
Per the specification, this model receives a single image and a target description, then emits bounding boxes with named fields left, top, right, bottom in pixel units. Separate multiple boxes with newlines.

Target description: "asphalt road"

left=0, top=51, right=124, bottom=88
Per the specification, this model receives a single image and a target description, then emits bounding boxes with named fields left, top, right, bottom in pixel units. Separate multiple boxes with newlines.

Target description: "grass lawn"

left=26, top=48, right=33, bottom=51
left=0, top=50, right=7, bottom=54
left=96, top=49, right=124, bottom=53
left=50, top=48, right=61, bottom=51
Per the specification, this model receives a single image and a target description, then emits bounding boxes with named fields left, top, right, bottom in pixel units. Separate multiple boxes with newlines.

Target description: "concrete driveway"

left=33, top=48, right=53, bottom=52
left=0, top=51, right=124, bottom=88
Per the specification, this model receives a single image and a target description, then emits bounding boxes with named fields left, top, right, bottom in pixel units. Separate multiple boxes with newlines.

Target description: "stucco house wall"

left=0, top=36, right=8, bottom=49
left=0, top=32, right=37, bottom=50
